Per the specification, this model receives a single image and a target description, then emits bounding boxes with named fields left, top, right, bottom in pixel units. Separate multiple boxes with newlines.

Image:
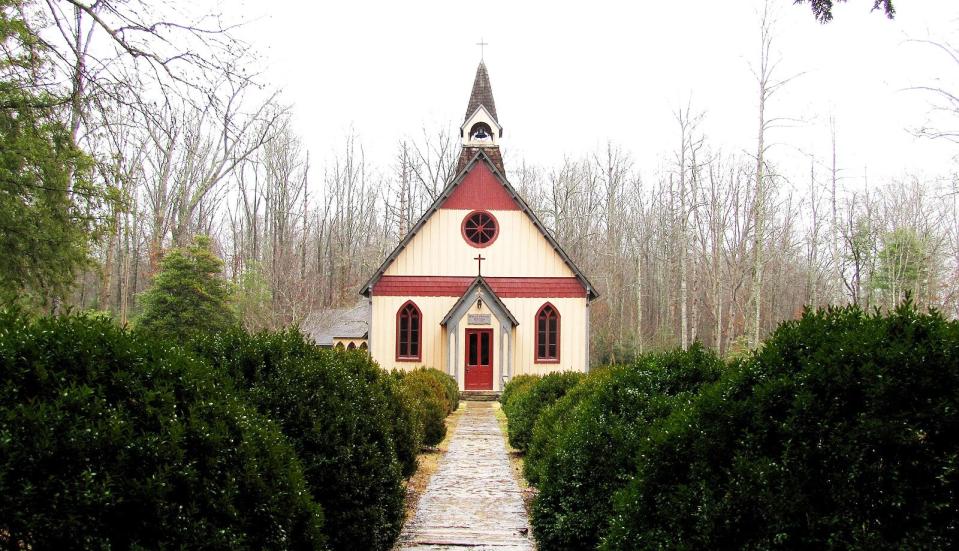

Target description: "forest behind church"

left=5, top=0, right=959, bottom=363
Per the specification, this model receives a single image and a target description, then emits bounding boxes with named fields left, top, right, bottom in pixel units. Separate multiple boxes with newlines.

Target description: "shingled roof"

left=301, top=301, right=370, bottom=346
left=465, top=61, right=498, bottom=123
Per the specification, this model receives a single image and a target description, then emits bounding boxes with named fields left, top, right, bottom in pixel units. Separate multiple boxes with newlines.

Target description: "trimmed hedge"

left=253, top=349, right=406, bottom=551
left=601, top=304, right=959, bottom=550
left=500, top=374, right=539, bottom=415
left=505, top=371, right=584, bottom=452
left=193, top=328, right=407, bottom=551
left=399, top=368, right=450, bottom=447
left=524, top=370, right=612, bottom=485
left=383, top=371, right=421, bottom=477
left=0, top=312, right=324, bottom=550
left=530, top=345, right=724, bottom=550
left=428, top=368, right=460, bottom=413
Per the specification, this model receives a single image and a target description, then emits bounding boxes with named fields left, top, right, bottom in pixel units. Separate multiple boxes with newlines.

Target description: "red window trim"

left=461, top=210, right=499, bottom=248
left=534, top=302, right=561, bottom=364
left=396, top=300, right=422, bottom=362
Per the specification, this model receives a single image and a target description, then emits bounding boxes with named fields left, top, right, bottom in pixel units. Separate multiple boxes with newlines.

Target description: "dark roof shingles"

left=465, top=61, right=498, bottom=123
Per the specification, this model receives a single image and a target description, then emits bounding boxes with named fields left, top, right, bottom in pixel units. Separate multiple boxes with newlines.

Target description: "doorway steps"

left=461, top=390, right=501, bottom=402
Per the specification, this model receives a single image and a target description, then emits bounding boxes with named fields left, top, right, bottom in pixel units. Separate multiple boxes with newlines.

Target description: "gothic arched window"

left=535, top=303, right=560, bottom=363
left=397, top=301, right=422, bottom=361
left=347, top=342, right=356, bottom=351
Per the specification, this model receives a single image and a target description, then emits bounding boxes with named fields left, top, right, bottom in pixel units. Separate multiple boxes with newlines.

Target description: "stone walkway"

left=397, top=401, right=533, bottom=550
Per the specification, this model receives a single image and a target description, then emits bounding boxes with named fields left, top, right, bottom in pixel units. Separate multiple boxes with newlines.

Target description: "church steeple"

left=458, top=61, right=505, bottom=173
left=465, top=61, right=498, bottom=124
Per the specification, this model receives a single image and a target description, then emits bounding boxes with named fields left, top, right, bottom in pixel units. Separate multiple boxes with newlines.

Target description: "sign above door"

left=468, top=314, right=491, bottom=325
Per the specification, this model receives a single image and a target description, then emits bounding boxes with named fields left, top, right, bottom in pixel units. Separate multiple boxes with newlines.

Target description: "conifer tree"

left=0, top=0, right=104, bottom=307
left=137, top=235, right=237, bottom=341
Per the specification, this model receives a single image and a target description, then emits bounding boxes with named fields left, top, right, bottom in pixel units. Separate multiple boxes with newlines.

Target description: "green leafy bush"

left=400, top=368, right=450, bottom=447
left=531, top=345, right=723, bottom=550
left=253, top=349, right=405, bottom=551
left=383, top=371, right=421, bottom=477
left=506, top=371, right=583, bottom=452
left=602, top=304, right=959, bottom=550
left=0, top=311, right=324, bottom=550
left=194, top=328, right=407, bottom=551
left=431, top=368, right=460, bottom=413
left=189, top=326, right=315, bottom=388
left=524, top=370, right=612, bottom=485
left=500, top=374, right=539, bottom=418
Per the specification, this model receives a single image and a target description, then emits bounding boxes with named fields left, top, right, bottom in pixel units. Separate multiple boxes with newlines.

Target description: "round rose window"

left=462, top=210, right=498, bottom=247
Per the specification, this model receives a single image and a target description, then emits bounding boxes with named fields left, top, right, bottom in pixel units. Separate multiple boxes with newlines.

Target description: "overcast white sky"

left=241, top=0, right=959, bottom=189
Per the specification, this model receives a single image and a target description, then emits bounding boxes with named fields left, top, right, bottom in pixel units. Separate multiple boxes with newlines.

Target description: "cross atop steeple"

left=475, top=38, right=488, bottom=60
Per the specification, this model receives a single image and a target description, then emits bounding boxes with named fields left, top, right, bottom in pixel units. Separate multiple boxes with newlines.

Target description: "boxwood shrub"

left=192, top=327, right=407, bottom=551
left=530, top=344, right=723, bottom=550
left=382, top=370, right=421, bottom=477
left=251, top=347, right=406, bottom=551
left=400, top=368, right=450, bottom=447
left=602, top=303, right=959, bottom=550
left=430, top=368, right=460, bottom=413
left=506, top=371, right=583, bottom=452
left=188, top=326, right=314, bottom=388
left=500, top=374, right=539, bottom=418
left=524, top=369, right=612, bottom=485
left=0, top=311, right=324, bottom=550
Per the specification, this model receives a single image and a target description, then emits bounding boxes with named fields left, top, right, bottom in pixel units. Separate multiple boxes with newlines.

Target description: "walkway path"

left=397, top=401, right=534, bottom=550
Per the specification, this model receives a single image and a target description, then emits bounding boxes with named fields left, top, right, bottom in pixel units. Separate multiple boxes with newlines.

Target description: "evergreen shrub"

left=252, top=347, right=406, bottom=551
left=531, top=344, right=723, bottom=550
left=500, top=374, right=539, bottom=419
left=400, top=368, right=450, bottom=447
left=524, top=369, right=612, bottom=485
left=189, top=326, right=314, bottom=388
left=506, top=371, right=583, bottom=452
left=193, top=328, right=407, bottom=551
left=0, top=311, right=324, bottom=550
left=602, top=304, right=959, bottom=550
left=431, top=368, right=460, bottom=413
left=383, top=370, right=421, bottom=477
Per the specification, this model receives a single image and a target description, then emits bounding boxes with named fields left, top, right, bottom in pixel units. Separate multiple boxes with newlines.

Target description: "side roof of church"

left=360, top=62, right=598, bottom=301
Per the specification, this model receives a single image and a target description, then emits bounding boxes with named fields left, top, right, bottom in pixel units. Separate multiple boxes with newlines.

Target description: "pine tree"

left=137, top=235, right=237, bottom=341
left=0, top=0, right=104, bottom=308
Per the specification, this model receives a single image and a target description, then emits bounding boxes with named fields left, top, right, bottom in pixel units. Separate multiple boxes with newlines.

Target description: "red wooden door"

left=464, top=329, right=493, bottom=390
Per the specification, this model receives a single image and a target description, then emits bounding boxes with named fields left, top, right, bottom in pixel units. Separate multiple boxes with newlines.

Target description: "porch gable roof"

left=440, top=276, right=518, bottom=327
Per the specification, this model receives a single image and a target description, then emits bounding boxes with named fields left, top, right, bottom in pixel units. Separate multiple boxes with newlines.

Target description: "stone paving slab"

left=397, top=401, right=533, bottom=550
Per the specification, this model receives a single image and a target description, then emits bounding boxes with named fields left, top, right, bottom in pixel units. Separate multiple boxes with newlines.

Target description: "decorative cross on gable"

left=474, top=254, right=486, bottom=276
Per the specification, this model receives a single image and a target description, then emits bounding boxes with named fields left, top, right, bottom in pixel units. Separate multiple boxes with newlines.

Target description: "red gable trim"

left=372, top=276, right=587, bottom=298
left=440, top=161, right=520, bottom=211
left=360, top=151, right=598, bottom=301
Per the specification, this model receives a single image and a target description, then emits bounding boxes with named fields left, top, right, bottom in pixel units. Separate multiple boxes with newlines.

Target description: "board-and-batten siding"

left=370, top=294, right=587, bottom=381
left=506, top=297, right=587, bottom=376
left=371, top=295, right=457, bottom=373
left=368, top=170, right=591, bottom=384
left=383, top=209, right=576, bottom=279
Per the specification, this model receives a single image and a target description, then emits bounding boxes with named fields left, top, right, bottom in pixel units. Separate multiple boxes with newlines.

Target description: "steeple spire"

left=458, top=60, right=504, bottom=174
left=465, top=61, right=498, bottom=123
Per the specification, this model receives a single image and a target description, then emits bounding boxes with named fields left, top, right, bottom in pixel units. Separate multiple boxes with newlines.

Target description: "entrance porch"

left=440, top=277, right=517, bottom=392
